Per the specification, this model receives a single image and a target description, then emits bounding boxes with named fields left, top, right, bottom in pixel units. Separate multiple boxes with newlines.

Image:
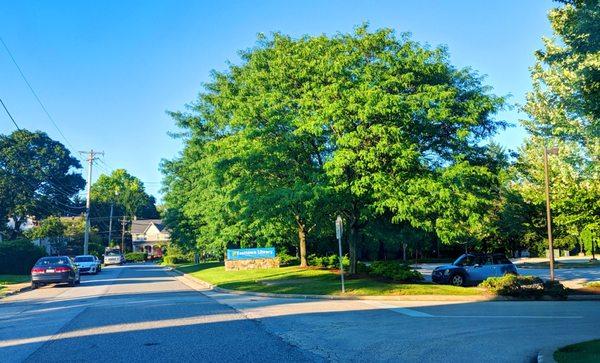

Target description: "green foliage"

left=91, top=169, right=155, bottom=218
left=479, top=275, right=567, bottom=299
left=162, top=26, right=506, bottom=270
left=163, top=244, right=195, bottom=265
left=125, top=252, right=147, bottom=262
left=0, top=130, right=85, bottom=239
left=0, top=239, right=46, bottom=275
left=369, top=261, right=424, bottom=282
left=308, top=254, right=350, bottom=269
left=277, top=252, right=299, bottom=266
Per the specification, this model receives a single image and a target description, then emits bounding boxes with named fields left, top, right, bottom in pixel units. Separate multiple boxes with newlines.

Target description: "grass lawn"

left=518, top=260, right=600, bottom=269
left=0, top=274, right=30, bottom=293
left=175, top=263, right=483, bottom=296
left=554, top=339, right=600, bottom=363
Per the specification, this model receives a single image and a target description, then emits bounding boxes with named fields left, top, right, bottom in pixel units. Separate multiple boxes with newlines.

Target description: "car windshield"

left=106, top=251, right=121, bottom=256
left=453, top=255, right=476, bottom=266
left=74, top=256, right=94, bottom=262
left=37, top=257, right=70, bottom=265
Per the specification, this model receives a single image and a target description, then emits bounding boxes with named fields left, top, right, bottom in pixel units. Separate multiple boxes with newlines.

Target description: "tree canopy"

left=0, top=130, right=85, bottom=239
left=162, top=26, right=507, bottom=270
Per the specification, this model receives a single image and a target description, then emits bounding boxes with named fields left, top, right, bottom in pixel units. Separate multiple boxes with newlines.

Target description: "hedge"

left=125, top=252, right=147, bottom=262
left=0, top=239, right=46, bottom=275
left=480, top=274, right=568, bottom=299
left=369, top=261, right=424, bottom=282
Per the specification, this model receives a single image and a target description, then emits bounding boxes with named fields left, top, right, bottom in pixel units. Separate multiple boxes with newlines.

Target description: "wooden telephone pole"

left=120, top=217, right=128, bottom=253
left=79, top=150, right=104, bottom=255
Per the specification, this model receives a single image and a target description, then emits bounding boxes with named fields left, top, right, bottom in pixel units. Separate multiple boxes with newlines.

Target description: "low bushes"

left=308, top=254, right=350, bottom=269
left=162, top=245, right=195, bottom=265
left=480, top=274, right=568, bottom=299
left=277, top=252, right=299, bottom=266
left=0, top=239, right=46, bottom=275
left=369, top=261, right=424, bottom=282
left=125, top=252, right=147, bottom=262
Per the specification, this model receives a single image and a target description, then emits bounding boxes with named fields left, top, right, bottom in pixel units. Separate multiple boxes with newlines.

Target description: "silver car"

left=103, top=250, right=125, bottom=265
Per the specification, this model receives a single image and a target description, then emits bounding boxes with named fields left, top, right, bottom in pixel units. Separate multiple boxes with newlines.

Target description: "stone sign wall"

left=225, top=257, right=280, bottom=271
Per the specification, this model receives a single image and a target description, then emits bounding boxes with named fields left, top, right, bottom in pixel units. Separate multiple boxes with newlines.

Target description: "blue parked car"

left=432, top=253, right=518, bottom=286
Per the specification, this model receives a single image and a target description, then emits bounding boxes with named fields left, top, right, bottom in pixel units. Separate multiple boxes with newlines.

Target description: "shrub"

left=308, top=254, right=350, bottom=269
left=369, top=261, right=423, bottom=282
left=125, top=252, right=147, bottom=262
left=0, top=239, right=46, bottom=275
left=162, top=245, right=194, bottom=265
left=277, top=252, right=299, bottom=266
left=163, top=255, right=192, bottom=265
left=479, top=275, right=567, bottom=299
left=355, top=262, right=371, bottom=274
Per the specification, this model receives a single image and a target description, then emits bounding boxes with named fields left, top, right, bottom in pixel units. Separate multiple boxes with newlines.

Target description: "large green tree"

left=0, top=130, right=85, bottom=239
left=163, top=26, right=506, bottom=272
left=516, top=0, right=600, bottom=255
left=90, top=169, right=156, bottom=219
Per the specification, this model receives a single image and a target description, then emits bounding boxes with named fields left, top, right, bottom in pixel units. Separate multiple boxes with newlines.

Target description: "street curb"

left=0, top=283, right=31, bottom=299
left=166, top=267, right=600, bottom=302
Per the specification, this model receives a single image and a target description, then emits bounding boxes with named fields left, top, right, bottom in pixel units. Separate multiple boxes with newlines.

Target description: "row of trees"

left=0, top=129, right=158, bottom=253
left=162, top=2, right=599, bottom=272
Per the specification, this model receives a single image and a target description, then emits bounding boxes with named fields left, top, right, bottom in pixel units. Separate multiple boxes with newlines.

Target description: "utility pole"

left=544, top=145, right=559, bottom=281
left=107, top=190, right=118, bottom=246
left=79, top=150, right=104, bottom=255
left=120, top=217, right=128, bottom=253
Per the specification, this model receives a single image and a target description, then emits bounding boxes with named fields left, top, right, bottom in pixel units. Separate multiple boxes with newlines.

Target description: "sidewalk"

left=0, top=282, right=30, bottom=298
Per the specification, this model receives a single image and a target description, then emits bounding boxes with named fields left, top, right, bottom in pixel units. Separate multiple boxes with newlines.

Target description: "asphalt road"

left=1, top=264, right=598, bottom=363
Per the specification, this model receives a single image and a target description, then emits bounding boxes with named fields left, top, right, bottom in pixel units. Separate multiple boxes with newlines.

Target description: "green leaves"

left=0, top=130, right=84, bottom=238
left=162, top=26, right=506, bottom=262
left=90, top=169, right=153, bottom=218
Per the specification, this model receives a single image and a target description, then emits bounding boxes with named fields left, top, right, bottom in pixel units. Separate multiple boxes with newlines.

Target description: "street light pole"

left=543, top=145, right=558, bottom=281
left=336, top=215, right=345, bottom=293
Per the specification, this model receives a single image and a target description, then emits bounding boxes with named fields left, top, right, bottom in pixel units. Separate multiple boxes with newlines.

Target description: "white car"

left=103, top=251, right=125, bottom=265
left=73, top=255, right=101, bottom=274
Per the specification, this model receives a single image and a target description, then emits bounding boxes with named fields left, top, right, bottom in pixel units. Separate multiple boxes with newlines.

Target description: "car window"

left=482, top=256, right=494, bottom=265
left=493, top=255, right=511, bottom=264
left=36, top=257, right=70, bottom=265
left=74, top=256, right=94, bottom=262
left=454, top=255, right=476, bottom=266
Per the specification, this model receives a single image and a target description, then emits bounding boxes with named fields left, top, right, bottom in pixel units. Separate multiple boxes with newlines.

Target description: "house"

left=130, top=219, right=170, bottom=257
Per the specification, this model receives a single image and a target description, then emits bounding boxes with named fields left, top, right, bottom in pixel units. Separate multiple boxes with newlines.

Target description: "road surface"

left=1, top=264, right=598, bottom=362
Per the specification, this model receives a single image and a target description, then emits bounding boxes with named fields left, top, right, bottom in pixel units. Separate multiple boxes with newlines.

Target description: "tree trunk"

left=298, top=224, right=307, bottom=267
left=349, top=223, right=358, bottom=275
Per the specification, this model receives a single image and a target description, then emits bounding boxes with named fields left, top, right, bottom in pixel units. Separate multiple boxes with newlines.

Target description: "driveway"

left=1, top=264, right=598, bottom=362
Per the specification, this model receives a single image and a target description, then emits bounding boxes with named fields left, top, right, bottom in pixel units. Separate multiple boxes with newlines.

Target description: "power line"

left=0, top=36, right=75, bottom=150
left=0, top=97, right=20, bottom=130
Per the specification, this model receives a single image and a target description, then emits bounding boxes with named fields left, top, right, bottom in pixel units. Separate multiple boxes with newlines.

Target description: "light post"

left=543, top=145, right=558, bottom=281
left=335, top=215, right=345, bottom=293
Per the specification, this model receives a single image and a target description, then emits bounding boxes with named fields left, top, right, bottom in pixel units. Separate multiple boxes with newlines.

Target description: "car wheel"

left=68, top=278, right=76, bottom=287
left=450, top=274, right=464, bottom=287
left=31, top=282, right=38, bottom=289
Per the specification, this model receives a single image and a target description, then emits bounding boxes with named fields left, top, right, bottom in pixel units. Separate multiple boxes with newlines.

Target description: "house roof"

left=130, top=219, right=167, bottom=234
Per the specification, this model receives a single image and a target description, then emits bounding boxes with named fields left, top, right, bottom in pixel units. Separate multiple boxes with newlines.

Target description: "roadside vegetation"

left=175, top=263, right=483, bottom=296
left=161, top=1, right=599, bottom=270
left=554, top=339, right=600, bottom=363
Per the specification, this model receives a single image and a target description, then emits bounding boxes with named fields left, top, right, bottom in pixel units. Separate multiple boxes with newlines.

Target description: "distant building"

left=130, top=219, right=170, bottom=257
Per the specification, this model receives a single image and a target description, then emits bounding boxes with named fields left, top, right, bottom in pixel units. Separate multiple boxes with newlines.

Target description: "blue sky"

left=0, top=1, right=554, bottom=200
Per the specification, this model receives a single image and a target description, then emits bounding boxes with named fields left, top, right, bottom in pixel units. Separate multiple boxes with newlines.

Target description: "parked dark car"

left=432, top=253, right=518, bottom=286
left=31, top=256, right=80, bottom=289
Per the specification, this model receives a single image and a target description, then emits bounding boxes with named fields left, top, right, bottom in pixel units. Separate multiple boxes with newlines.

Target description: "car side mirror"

left=474, top=263, right=481, bottom=268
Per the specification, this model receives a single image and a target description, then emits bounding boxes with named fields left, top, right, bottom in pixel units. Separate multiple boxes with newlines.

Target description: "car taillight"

left=55, top=267, right=71, bottom=273
left=31, top=267, right=45, bottom=275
